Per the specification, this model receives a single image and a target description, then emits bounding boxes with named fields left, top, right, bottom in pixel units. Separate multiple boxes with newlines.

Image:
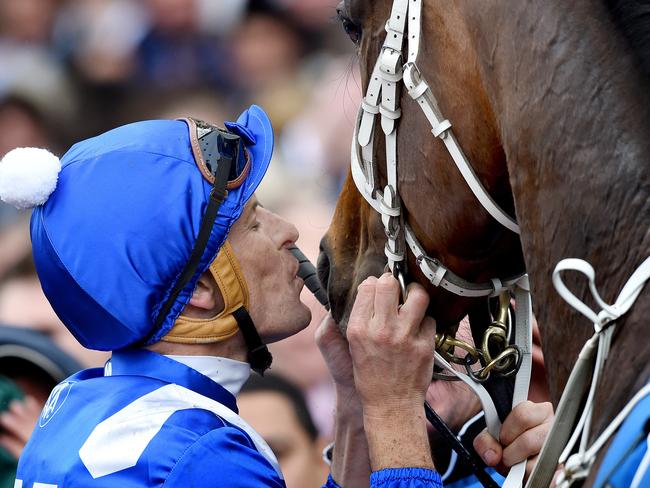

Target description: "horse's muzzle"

left=316, top=238, right=332, bottom=300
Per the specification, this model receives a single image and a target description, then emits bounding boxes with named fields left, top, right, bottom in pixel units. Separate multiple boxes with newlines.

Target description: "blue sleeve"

left=442, top=469, right=505, bottom=488
left=323, top=474, right=342, bottom=488
left=371, top=468, right=443, bottom=487
left=163, top=426, right=286, bottom=487
left=322, top=468, right=443, bottom=488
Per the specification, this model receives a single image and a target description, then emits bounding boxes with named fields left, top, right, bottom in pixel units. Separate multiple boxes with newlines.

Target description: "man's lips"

left=290, top=260, right=300, bottom=279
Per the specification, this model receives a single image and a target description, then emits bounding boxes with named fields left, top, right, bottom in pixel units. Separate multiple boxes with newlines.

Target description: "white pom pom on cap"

left=0, top=147, right=62, bottom=209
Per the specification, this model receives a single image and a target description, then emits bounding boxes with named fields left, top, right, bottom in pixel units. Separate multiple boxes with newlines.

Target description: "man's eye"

left=338, top=13, right=362, bottom=45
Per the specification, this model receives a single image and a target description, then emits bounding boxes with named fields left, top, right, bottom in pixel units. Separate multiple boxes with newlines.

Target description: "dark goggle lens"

left=199, top=128, right=248, bottom=183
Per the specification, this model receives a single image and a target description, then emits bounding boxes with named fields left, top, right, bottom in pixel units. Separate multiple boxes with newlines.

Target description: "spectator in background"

left=279, top=56, right=361, bottom=200
left=0, top=97, right=56, bottom=158
left=239, top=374, right=329, bottom=488
left=0, top=0, right=60, bottom=46
left=0, top=89, right=100, bottom=369
left=0, top=326, right=81, bottom=487
left=230, top=0, right=314, bottom=130
left=0, top=244, right=109, bottom=369
left=136, top=0, right=234, bottom=91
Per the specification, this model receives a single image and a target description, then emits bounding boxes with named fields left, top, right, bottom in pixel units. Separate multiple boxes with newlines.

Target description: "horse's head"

left=319, top=1, right=524, bottom=333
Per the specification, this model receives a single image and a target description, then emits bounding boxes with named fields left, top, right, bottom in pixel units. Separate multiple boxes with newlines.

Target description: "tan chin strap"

left=162, top=240, right=250, bottom=344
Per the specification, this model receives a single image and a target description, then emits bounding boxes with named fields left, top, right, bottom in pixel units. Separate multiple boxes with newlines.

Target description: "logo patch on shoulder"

left=39, top=382, right=73, bottom=427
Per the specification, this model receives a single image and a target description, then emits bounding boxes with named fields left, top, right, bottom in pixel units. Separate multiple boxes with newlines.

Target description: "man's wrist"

left=362, top=403, right=426, bottom=436
left=331, top=397, right=371, bottom=488
left=362, top=398, right=425, bottom=422
left=335, top=385, right=363, bottom=416
left=363, top=405, right=434, bottom=472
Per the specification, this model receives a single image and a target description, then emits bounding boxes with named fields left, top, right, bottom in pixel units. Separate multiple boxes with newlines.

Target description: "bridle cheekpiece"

left=349, top=1, right=533, bottom=487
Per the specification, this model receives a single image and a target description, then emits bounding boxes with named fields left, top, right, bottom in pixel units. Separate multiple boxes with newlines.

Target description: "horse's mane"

left=605, top=0, right=650, bottom=80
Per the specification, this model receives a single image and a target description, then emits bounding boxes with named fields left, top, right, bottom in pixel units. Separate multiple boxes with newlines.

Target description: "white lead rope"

left=433, top=276, right=532, bottom=488
left=526, top=256, right=650, bottom=488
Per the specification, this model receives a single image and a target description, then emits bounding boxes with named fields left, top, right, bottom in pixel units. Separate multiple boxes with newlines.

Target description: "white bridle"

left=349, top=1, right=532, bottom=487
left=348, top=1, right=650, bottom=487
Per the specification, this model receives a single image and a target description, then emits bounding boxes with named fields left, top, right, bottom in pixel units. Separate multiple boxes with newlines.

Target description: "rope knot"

left=595, top=308, right=619, bottom=333
left=556, top=453, right=592, bottom=487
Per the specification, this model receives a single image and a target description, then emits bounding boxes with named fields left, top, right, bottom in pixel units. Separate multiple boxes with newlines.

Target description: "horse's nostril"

left=317, top=248, right=331, bottom=292
left=335, top=1, right=344, bottom=17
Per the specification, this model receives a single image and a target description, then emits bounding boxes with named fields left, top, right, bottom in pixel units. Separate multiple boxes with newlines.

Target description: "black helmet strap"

left=232, top=307, right=273, bottom=375
left=149, top=127, right=236, bottom=340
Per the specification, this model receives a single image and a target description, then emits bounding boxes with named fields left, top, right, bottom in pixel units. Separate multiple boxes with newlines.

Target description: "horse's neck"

left=470, top=0, right=650, bottom=436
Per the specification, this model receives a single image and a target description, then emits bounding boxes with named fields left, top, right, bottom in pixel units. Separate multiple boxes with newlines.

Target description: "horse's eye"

left=338, top=12, right=362, bottom=45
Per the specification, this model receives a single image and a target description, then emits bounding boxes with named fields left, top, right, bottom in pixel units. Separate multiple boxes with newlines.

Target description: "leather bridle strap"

left=351, top=99, right=525, bottom=300
left=401, top=64, right=520, bottom=234
left=348, top=1, right=539, bottom=486
left=405, top=225, right=522, bottom=298
left=350, top=1, right=533, bottom=486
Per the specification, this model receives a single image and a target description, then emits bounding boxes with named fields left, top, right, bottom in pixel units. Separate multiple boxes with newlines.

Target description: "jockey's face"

left=228, top=197, right=311, bottom=343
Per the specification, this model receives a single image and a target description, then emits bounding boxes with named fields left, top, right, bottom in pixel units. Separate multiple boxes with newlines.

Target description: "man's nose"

left=285, top=221, right=299, bottom=245
left=275, top=214, right=299, bottom=247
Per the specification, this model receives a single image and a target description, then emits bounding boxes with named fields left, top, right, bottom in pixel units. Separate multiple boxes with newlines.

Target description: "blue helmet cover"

left=30, top=105, right=273, bottom=350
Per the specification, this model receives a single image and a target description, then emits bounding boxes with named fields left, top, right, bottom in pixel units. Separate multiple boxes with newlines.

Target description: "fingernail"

left=482, top=449, right=498, bottom=466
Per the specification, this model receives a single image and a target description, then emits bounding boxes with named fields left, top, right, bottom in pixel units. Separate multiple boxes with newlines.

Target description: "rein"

left=349, top=1, right=532, bottom=487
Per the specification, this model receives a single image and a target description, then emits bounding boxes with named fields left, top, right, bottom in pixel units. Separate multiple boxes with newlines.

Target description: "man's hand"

left=425, top=318, right=481, bottom=434
left=316, top=313, right=370, bottom=488
left=316, top=313, right=356, bottom=396
left=0, top=396, right=41, bottom=459
left=346, top=273, right=436, bottom=471
left=347, top=274, right=436, bottom=413
left=473, top=400, right=554, bottom=479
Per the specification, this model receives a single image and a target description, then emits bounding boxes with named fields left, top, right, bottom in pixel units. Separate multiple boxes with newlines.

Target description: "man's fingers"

left=500, top=401, right=553, bottom=446
left=0, top=433, right=23, bottom=459
left=419, top=316, right=436, bottom=339
left=0, top=410, right=18, bottom=434
left=315, top=314, right=343, bottom=350
left=525, top=455, right=539, bottom=481
left=398, top=282, right=429, bottom=327
left=1, top=400, right=38, bottom=443
left=473, top=428, right=503, bottom=467
left=502, top=422, right=551, bottom=467
left=372, top=273, right=400, bottom=324
left=23, top=395, right=41, bottom=413
left=347, top=276, right=378, bottom=336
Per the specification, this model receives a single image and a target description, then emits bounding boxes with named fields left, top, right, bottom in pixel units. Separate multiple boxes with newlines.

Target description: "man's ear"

left=184, top=271, right=225, bottom=318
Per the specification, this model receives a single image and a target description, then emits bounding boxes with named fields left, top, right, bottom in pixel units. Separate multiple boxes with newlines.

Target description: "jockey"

left=0, top=106, right=551, bottom=487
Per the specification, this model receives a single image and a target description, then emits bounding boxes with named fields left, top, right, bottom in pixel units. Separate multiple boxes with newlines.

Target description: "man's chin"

left=264, top=308, right=312, bottom=344
left=296, top=305, right=312, bottom=332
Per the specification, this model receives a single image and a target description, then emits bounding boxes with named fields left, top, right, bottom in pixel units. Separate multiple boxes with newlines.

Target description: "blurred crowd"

left=0, top=0, right=361, bottom=485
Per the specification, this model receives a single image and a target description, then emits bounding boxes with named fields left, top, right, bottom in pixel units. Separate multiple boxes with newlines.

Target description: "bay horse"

left=318, top=0, right=650, bottom=485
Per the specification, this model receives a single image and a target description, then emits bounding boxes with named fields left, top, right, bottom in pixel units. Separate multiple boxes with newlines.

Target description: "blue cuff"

left=371, top=467, right=443, bottom=487
left=323, top=473, right=342, bottom=488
